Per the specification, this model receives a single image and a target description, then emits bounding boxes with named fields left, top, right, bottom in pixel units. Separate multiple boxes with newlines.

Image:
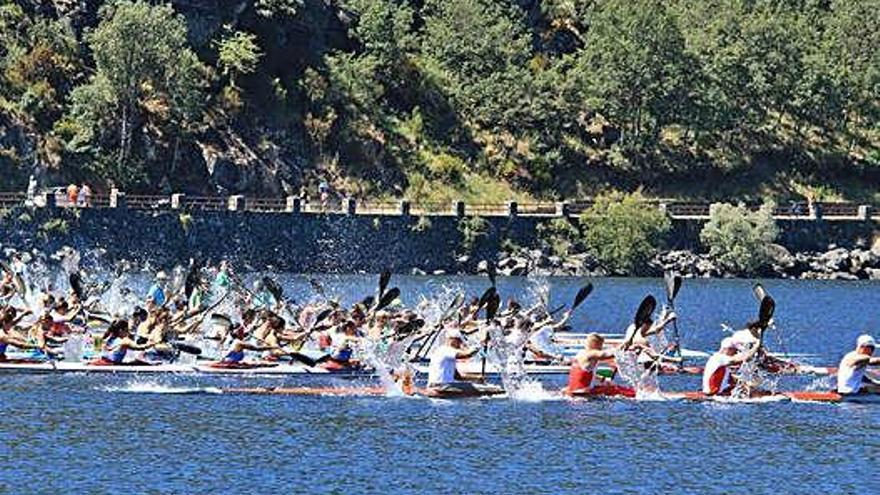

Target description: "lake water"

left=1, top=276, right=878, bottom=494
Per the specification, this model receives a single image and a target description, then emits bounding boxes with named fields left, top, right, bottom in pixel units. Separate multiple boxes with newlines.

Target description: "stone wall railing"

left=3, top=189, right=877, bottom=222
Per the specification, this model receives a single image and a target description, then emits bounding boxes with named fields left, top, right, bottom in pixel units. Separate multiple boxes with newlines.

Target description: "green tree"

left=580, top=191, right=671, bottom=275
left=700, top=201, right=780, bottom=274
left=421, top=0, right=533, bottom=130
left=574, top=0, right=695, bottom=146
left=215, top=28, right=262, bottom=89
left=67, top=0, right=206, bottom=186
left=821, top=0, right=880, bottom=144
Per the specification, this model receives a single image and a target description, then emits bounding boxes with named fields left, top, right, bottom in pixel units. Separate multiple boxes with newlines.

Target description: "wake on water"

left=100, top=379, right=222, bottom=395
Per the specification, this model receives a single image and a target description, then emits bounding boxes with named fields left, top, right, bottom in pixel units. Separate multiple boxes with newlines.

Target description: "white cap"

left=720, top=337, right=738, bottom=350
left=857, top=335, right=876, bottom=348
left=446, top=329, right=463, bottom=340
left=156, top=271, right=168, bottom=280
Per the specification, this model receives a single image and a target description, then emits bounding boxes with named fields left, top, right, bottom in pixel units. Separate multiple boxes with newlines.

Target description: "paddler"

left=0, top=307, right=48, bottom=360
left=565, top=333, right=622, bottom=394
left=425, top=328, right=487, bottom=393
left=836, top=335, right=880, bottom=395
left=702, top=336, right=762, bottom=396
left=624, top=309, right=680, bottom=371
left=147, top=271, right=168, bottom=306
left=96, top=319, right=155, bottom=365
left=220, top=324, right=278, bottom=364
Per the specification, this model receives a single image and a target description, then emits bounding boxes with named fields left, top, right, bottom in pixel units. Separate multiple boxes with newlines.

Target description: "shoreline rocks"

left=495, top=244, right=880, bottom=280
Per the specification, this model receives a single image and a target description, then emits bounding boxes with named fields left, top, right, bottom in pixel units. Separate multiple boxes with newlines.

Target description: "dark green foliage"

left=0, top=0, right=875, bottom=200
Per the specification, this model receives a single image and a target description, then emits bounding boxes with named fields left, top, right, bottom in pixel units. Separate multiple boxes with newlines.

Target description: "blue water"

left=2, top=277, right=879, bottom=494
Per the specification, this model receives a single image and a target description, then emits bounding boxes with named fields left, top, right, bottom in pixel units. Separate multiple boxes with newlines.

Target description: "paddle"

left=184, top=260, right=202, bottom=299
left=171, top=341, right=203, bottom=355
left=481, top=291, right=501, bottom=379
left=378, top=269, right=391, bottom=298
left=410, top=292, right=468, bottom=360
left=374, top=287, right=400, bottom=312
left=486, top=262, right=497, bottom=288
left=757, top=295, right=775, bottom=330
left=752, top=283, right=768, bottom=303
left=571, top=283, right=594, bottom=311
left=69, top=272, right=85, bottom=301
left=263, top=276, right=285, bottom=306
left=664, top=273, right=683, bottom=359
left=622, top=295, right=657, bottom=351
left=308, top=278, right=327, bottom=297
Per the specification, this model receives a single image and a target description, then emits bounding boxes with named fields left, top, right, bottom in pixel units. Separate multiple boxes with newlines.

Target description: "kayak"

left=0, top=360, right=369, bottom=376
left=564, top=383, right=637, bottom=399
left=223, top=383, right=506, bottom=399
left=665, top=390, right=880, bottom=404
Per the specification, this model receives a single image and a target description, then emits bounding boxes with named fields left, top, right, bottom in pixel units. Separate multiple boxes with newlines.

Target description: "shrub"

left=409, top=216, right=432, bottom=233
left=458, top=215, right=489, bottom=253
left=537, top=217, right=582, bottom=257
left=700, top=201, right=779, bottom=275
left=580, top=191, right=671, bottom=274
left=41, top=218, right=69, bottom=235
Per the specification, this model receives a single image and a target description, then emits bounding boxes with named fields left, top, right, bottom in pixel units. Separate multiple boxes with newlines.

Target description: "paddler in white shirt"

left=426, top=328, right=486, bottom=393
left=623, top=309, right=680, bottom=370
left=729, top=320, right=797, bottom=373
left=836, top=335, right=880, bottom=395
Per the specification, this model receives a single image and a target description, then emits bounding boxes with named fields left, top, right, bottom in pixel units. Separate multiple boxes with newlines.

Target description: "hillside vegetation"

left=0, top=0, right=877, bottom=202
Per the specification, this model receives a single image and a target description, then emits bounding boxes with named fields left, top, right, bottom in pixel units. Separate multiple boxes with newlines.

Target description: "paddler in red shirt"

left=564, top=333, right=632, bottom=396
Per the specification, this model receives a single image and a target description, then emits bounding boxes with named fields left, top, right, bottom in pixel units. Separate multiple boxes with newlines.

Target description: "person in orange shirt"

left=66, top=183, right=79, bottom=206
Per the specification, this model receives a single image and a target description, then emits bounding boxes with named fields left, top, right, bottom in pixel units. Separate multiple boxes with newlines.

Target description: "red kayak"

left=564, top=383, right=637, bottom=399
left=666, top=390, right=878, bottom=403
left=206, top=361, right=280, bottom=370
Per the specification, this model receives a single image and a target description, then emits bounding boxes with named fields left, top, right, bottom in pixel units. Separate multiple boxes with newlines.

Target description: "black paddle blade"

left=486, top=262, right=497, bottom=288
left=376, top=287, right=400, bottom=311
left=752, top=283, right=768, bottom=303
left=634, top=295, right=657, bottom=327
left=69, top=272, right=84, bottom=300
left=308, top=278, right=326, bottom=295
left=379, top=269, right=391, bottom=296
left=314, top=308, right=334, bottom=326
left=171, top=341, right=203, bottom=355
left=486, top=292, right=501, bottom=320
left=665, top=273, right=682, bottom=302
left=547, top=303, right=567, bottom=316
left=263, top=276, right=283, bottom=302
left=572, top=283, right=594, bottom=310
left=758, top=295, right=775, bottom=328
left=478, top=287, right=496, bottom=309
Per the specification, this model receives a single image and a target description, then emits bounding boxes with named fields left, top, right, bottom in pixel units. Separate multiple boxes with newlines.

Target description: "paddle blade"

left=441, top=293, right=465, bottom=322
left=758, top=295, right=775, bottom=328
left=375, top=287, right=400, bottom=311
left=547, top=304, right=567, bottom=317
left=752, top=283, right=768, bottom=303
left=486, top=262, right=497, bottom=288
left=634, top=295, right=657, bottom=327
left=308, top=278, right=326, bottom=296
left=314, top=308, right=334, bottom=326
left=263, top=276, right=283, bottom=303
left=69, top=272, right=84, bottom=300
left=486, top=292, right=501, bottom=320
left=378, top=269, right=391, bottom=296
left=171, top=341, right=203, bottom=355
left=478, top=287, right=496, bottom=310
left=572, top=283, right=594, bottom=310
left=665, top=273, right=682, bottom=302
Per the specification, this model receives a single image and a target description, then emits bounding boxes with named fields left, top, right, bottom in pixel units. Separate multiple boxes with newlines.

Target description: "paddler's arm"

left=123, top=338, right=154, bottom=351
left=10, top=310, right=32, bottom=326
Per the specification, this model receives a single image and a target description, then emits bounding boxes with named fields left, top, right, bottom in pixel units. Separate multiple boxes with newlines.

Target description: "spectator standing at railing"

left=318, top=180, right=330, bottom=210
left=26, top=175, right=37, bottom=200
left=77, top=183, right=92, bottom=207
left=66, top=183, right=78, bottom=207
